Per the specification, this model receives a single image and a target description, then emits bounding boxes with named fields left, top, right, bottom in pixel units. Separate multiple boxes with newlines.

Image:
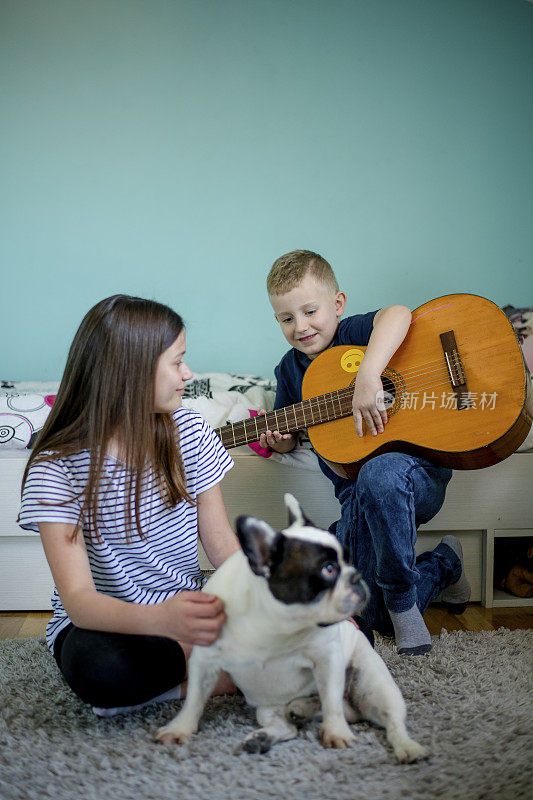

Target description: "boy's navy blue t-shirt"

left=273, top=311, right=377, bottom=495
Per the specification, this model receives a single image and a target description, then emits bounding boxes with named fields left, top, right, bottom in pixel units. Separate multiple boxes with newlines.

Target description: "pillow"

left=0, top=371, right=277, bottom=451
left=0, top=391, right=55, bottom=449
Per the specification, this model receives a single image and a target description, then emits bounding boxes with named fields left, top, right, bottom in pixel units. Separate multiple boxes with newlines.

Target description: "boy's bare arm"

left=352, top=305, right=411, bottom=437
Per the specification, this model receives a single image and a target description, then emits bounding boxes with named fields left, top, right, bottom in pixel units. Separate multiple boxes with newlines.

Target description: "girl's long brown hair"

left=22, top=295, right=193, bottom=541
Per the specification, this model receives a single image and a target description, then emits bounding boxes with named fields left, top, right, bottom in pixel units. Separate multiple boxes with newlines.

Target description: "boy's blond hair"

left=266, top=250, right=339, bottom=297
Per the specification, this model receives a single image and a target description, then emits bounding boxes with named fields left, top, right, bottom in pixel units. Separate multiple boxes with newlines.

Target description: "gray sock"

left=388, top=605, right=432, bottom=656
left=440, top=535, right=471, bottom=610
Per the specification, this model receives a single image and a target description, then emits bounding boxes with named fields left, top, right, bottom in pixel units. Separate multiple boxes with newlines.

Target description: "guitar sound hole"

left=381, top=376, right=396, bottom=409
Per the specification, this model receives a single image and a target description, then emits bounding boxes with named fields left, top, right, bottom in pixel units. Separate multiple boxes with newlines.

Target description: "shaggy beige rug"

left=1, top=628, right=531, bottom=800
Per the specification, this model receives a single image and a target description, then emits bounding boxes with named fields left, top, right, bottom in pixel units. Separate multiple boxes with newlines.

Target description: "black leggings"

left=53, top=625, right=187, bottom=708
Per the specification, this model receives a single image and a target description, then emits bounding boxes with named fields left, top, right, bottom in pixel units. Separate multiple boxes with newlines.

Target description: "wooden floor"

left=0, top=604, right=532, bottom=641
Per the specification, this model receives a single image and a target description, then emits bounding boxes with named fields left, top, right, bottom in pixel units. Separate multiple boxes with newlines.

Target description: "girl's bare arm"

left=38, top=521, right=226, bottom=647
left=196, top=483, right=240, bottom=569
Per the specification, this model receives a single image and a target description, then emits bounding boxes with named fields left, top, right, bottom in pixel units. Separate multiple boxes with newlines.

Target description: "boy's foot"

left=388, top=605, right=432, bottom=656
left=440, top=535, right=471, bottom=613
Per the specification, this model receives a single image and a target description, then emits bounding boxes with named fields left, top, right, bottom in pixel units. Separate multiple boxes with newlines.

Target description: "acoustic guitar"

left=215, top=294, right=533, bottom=478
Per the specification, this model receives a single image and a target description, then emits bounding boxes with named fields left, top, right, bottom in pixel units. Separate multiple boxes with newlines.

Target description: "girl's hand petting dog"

left=158, top=592, right=227, bottom=647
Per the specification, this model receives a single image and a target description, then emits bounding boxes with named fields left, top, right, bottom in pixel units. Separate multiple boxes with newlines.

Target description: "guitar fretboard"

left=214, top=389, right=354, bottom=449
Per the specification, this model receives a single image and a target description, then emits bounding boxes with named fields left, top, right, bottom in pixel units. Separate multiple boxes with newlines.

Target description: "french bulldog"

left=156, top=494, right=426, bottom=762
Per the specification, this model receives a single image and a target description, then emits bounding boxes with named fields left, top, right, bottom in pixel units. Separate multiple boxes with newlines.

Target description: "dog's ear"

left=235, top=516, right=281, bottom=578
left=284, top=493, right=315, bottom=529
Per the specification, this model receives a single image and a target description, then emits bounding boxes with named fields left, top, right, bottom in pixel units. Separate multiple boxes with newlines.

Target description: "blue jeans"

left=330, top=453, right=461, bottom=635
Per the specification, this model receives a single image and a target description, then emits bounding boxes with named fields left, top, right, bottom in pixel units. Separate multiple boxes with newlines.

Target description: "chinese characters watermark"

left=399, top=391, right=498, bottom=411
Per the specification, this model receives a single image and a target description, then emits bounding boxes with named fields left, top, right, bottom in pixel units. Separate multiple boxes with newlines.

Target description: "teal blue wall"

left=2, top=0, right=533, bottom=380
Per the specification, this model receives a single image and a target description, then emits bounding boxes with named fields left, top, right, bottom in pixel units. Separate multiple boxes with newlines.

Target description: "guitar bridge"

left=439, top=330, right=471, bottom=410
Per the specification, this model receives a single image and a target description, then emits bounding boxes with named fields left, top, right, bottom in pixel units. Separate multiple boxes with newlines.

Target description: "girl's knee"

left=58, top=629, right=186, bottom=707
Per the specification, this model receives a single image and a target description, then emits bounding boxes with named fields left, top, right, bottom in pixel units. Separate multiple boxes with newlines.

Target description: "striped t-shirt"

left=18, top=408, right=233, bottom=653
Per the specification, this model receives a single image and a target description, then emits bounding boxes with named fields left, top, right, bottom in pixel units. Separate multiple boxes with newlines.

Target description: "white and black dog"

left=156, top=494, right=426, bottom=762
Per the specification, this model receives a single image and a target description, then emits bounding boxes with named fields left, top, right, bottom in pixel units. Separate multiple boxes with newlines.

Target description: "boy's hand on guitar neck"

left=256, top=377, right=387, bottom=449
left=352, top=368, right=388, bottom=438
left=257, top=409, right=297, bottom=454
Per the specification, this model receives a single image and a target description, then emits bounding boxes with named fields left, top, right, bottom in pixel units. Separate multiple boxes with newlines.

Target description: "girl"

left=19, top=295, right=240, bottom=716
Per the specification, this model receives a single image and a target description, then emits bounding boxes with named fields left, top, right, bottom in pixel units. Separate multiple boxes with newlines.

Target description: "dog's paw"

left=393, top=738, right=427, bottom=763
left=320, top=724, right=356, bottom=749
left=235, top=731, right=273, bottom=755
left=155, top=724, right=194, bottom=745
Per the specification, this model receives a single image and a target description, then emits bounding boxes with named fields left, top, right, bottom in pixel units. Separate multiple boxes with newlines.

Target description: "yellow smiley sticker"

left=340, top=349, right=365, bottom=373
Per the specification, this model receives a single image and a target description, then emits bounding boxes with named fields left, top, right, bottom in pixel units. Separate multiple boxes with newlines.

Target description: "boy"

left=260, top=250, right=471, bottom=655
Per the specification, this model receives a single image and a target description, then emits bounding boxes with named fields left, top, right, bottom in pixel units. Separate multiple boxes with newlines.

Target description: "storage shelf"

left=482, top=529, right=533, bottom=608
left=491, top=589, right=533, bottom=608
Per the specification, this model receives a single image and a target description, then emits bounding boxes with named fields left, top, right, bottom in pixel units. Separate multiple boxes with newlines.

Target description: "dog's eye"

left=321, top=562, right=339, bottom=579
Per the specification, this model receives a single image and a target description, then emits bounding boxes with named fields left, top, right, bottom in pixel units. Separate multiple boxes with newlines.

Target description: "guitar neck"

left=214, top=389, right=354, bottom=449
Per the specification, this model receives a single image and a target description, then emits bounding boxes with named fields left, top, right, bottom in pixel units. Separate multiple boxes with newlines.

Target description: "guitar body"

left=302, top=294, right=532, bottom=477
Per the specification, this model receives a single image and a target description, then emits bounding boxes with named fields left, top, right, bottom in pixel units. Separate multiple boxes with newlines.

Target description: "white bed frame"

left=1, top=449, right=532, bottom=611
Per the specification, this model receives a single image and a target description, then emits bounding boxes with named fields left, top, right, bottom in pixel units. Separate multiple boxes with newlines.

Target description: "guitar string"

left=220, top=376, right=494, bottom=447
left=220, top=376, right=475, bottom=445
left=222, top=369, right=465, bottom=429
left=218, top=356, right=474, bottom=443
left=221, top=355, right=466, bottom=435
left=380, top=353, right=464, bottom=380
left=285, top=366, right=461, bottom=412
left=321, top=356, right=462, bottom=384
left=227, top=367, right=464, bottom=422
left=221, top=392, right=455, bottom=445
left=367, top=348, right=466, bottom=375
left=314, top=354, right=465, bottom=387
left=396, top=363, right=459, bottom=382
